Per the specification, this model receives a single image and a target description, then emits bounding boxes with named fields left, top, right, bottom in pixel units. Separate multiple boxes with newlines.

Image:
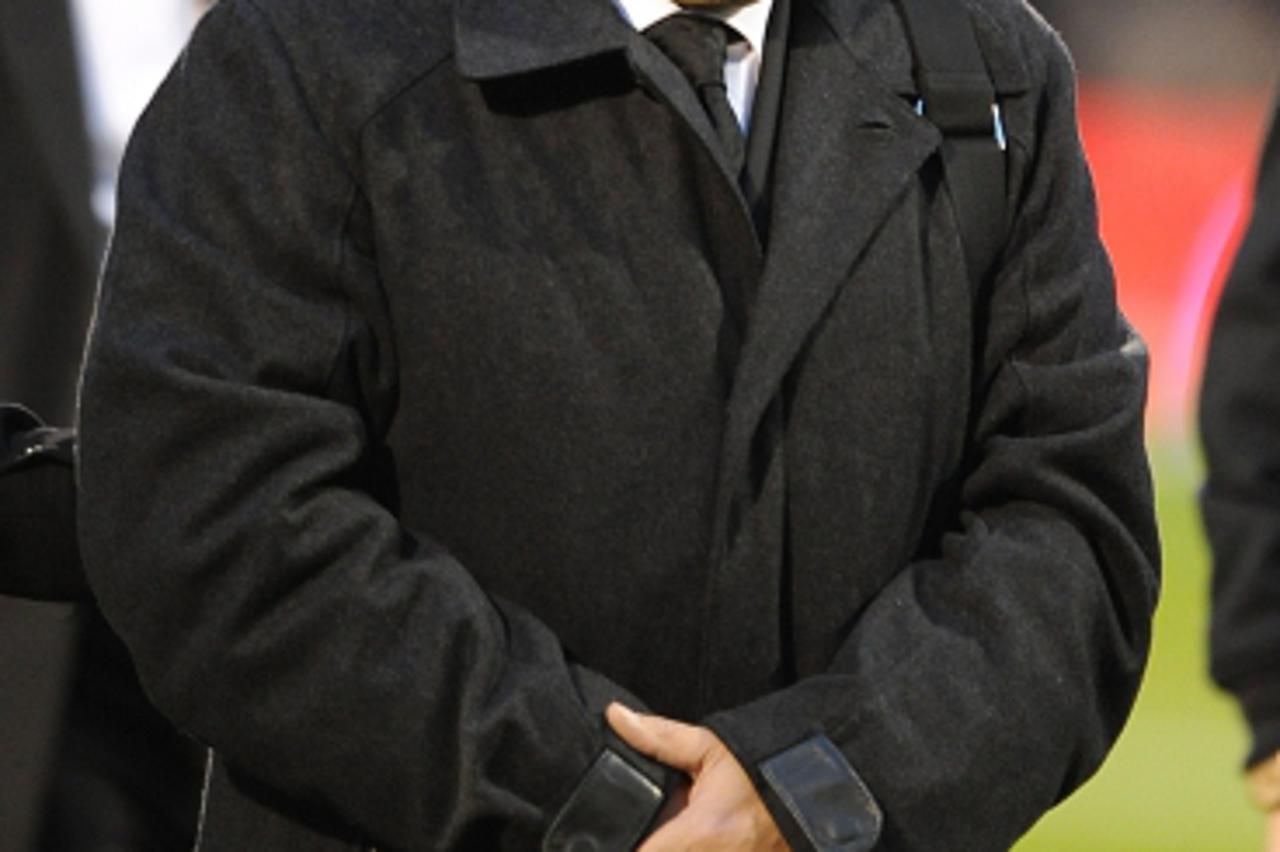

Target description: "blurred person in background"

left=0, top=0, right=206, bottom=848
left=1201, top=102, right=1280, bottom=851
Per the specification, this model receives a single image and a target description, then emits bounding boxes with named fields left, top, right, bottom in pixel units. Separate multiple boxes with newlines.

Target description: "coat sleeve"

left=76, top=2, right=666, bottom=849
left=1200, top=103, right=1280, bottom=770
left=0, top=404, right=83, bottom=601
left=703, top=20, right=1160, bottom=852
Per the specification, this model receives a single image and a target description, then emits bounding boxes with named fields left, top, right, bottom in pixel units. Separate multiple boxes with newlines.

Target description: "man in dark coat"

left=1201, top=104, right=1280, bottom=844
left=77, top=0, right=1160, bottom=848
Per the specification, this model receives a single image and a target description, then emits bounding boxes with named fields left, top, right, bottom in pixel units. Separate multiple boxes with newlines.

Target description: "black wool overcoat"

left=1201, top=105, right=1280, bottom=771
left=77, top=0, right=1160, bottom=848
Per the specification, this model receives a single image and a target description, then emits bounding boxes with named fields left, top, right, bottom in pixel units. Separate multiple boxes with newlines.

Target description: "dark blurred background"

left=1039, top=0, right=1275, bottom=87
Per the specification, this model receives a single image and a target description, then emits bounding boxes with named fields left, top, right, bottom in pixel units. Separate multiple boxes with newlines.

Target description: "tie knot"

left=646, top=14, right=733, bottom=89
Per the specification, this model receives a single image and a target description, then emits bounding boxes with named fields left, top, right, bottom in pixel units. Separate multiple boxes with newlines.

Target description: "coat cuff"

left=1238, top=669, right=1280, bottom=769
left=541, top=747, right=665, bottom=852
left=706, top=709, right=882, bottom=851
left=542, top=671, right=674, bottom=850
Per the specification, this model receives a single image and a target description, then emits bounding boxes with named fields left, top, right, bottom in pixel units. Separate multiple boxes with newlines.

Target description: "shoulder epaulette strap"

left=894, top=0, right=1008, bottom=290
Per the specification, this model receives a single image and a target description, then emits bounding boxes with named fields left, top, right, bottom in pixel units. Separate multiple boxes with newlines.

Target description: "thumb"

left=606, top=703, right=713, bottom=775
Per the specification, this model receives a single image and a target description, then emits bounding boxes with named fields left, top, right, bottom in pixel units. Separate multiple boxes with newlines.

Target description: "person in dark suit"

left=1201, top=103, right=1280, bottom=847
left=0, top=0, right=101, bottom=449
left=0, top=1, right=202, bottom=848
left=1, top=3, right=106, bottom=847
left=77, top=0, right=1159, bottom=848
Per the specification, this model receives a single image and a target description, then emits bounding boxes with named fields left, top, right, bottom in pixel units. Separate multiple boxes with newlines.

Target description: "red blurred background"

left=1086, top=85, right=1271, bottom=437
left=1036, top=0, right=1278, bottom=440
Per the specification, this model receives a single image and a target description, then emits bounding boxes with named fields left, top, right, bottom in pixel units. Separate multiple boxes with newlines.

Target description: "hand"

left=1267, top=810, right=1280, bottom=852
left=606, top=703, right=788, bottom=851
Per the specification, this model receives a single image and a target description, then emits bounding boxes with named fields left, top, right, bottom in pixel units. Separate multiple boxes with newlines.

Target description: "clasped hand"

left=606, top=703, right=788, bottom=851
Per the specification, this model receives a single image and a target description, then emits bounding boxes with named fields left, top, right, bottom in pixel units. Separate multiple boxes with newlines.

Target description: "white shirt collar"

left=611, top=0, right=775, bottom=56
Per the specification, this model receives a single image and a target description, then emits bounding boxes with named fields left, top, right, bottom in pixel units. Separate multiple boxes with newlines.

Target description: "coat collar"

left=454, top=0, right=632, bottom=79
left=453, top=0, right=764, bottom=199
left=454, top=0, right=1028, bottom=92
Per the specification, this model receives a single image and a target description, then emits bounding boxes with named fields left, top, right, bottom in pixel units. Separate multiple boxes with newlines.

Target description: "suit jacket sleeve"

left=76, top=3, right=665, bottom=849
left=0, top=404, right=83, bottom=601
left=1200, top=103, right=1280, bottom=770
left=703, top=21, right=1160, bottom=852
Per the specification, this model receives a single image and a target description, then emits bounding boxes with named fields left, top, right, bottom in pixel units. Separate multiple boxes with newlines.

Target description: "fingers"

left=605, top=703, right=714, bottom=774
left=636, top=802, right=762, bottom=852
left=1266, top=810, right=1280, bottom=852
left=647, top=779, right=690, bottom=837
left=635, top=809, right=703, bottom=852
left=607, top=709, right=787, bottom=852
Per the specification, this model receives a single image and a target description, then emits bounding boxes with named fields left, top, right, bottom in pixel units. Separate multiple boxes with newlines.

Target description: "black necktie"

left=646, top=14, right=745, bottom=175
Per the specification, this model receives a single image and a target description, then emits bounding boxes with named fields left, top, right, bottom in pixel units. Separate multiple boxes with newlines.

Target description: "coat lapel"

left=0, top=0, right=100, bottom=263
left=714, top=0, right=941, bottom=516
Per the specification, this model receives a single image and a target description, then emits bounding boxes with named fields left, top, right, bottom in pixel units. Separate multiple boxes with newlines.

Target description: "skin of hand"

left=606, top=703, right=788, bottom=851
